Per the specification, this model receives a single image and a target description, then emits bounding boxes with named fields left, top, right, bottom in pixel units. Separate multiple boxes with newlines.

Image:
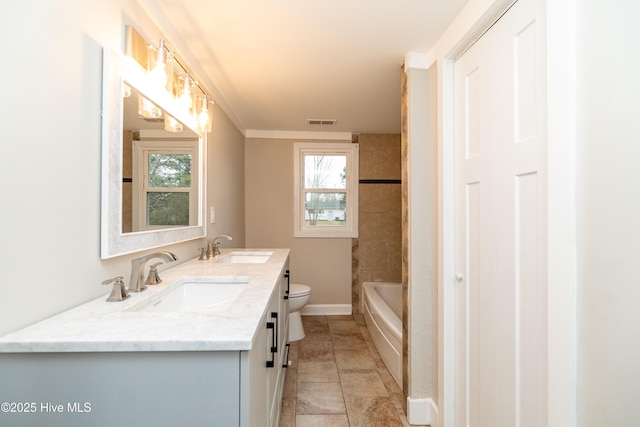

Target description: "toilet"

left=288, top=283, right=311, bottom=342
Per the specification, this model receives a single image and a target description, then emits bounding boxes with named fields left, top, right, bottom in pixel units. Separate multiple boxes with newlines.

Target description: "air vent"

left=307, top=119, right=337, bottom=125
left=142, top=117, right=163, bottom=123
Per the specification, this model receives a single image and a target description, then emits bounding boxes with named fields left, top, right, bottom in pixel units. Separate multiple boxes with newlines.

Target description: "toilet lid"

left=290, top=283, right=311, bottom=297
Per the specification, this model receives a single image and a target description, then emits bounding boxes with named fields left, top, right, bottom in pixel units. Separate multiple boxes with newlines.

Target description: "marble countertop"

left=0, top=248, right=289, bottom=353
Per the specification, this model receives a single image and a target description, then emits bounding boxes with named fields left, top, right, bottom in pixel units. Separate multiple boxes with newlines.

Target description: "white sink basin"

left=138, top=277, right=249, bottom=313
left=220, top=251, right=273, bottom=264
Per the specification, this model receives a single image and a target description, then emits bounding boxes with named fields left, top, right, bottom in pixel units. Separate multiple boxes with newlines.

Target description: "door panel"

left=454, top=0, right=547, bottom=425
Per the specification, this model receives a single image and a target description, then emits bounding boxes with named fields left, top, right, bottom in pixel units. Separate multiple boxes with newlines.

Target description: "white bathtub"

left=362, top=282, right=402, bottom=388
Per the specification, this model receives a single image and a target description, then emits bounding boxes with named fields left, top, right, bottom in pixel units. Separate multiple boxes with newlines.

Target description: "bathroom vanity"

left=0, top=249, right=290, bottom=427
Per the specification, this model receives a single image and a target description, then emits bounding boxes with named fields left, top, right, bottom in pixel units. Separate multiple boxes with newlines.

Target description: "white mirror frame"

left=101, top=48, right=206, bottom=259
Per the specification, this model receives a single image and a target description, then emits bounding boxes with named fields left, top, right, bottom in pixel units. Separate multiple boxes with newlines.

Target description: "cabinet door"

left=242, top=310, right=269, bottom=427
left=278, top=262, right=291, bottom=370
left=241, top=257, right=290, bottom=427
left=266, top=287, right=280, bottom=427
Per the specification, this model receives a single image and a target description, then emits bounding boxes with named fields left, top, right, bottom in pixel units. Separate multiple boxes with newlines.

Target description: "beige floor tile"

left=328, top=319, right=361, bottom=334
left=331, top=331, right=369, bottom=350
left=296, top=382, right=346, bottom=415
left=302, top=315, right=328, bottom=325
left=280, top=315, right=410, bottom=426
left=298, top=340, right=335, bottom=362
left=302, top=322, right=332, bottom=342
left=397, top=408, right=414, bottom=427
left=339, top=369, right=389, bottom=397
left=353, top=314, right=366, bottom=326
left=359, top=325, right=373, bottom=341
left=345, top=396, right=404, bottom=427
left=287, top=341, right=299, bottom=369
left=377, top=366, right=402, bottom=394
left=298, top=361, right=340, bottom=383
left=334, top=349, right=377, bottom=370
left=295, top=414, right=350, bottom=427
left=279, top=398, right=296, bottom=427
left=283, top=367, right=297, bottom=398
left=325, top=315, right=355, bottom=321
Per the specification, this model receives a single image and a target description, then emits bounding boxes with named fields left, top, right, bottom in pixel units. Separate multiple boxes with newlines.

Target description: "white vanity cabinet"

left=242, top=263, right=290, bottom=427
left=0, top=251, right=291, bottom=427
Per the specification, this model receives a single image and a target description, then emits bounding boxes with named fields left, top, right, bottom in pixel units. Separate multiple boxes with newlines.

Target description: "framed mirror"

left=101, top=49, right=206, bottom=258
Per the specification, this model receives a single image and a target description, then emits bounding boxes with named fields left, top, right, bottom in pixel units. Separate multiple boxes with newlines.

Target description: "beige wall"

left=207, top=108, right=246, bottom=247
left=0, top=0, right=245, bottom=336
left=245, top=138, right=352, bottom=307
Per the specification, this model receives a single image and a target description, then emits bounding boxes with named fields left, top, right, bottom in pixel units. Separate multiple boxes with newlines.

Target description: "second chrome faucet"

left=204, top=234, right=233, bottom=259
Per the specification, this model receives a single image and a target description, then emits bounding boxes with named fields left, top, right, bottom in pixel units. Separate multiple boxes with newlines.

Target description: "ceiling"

left=138, top=0, right=469, bottom=134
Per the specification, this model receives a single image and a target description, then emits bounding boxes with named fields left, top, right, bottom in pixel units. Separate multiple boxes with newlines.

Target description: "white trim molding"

left=300, top=304, right=352, bottom=316
left=404, top=52, right=429, bottom=71
left=245, top=129, right=352, bottom=141
left=407, top=397, right=439, bottom=426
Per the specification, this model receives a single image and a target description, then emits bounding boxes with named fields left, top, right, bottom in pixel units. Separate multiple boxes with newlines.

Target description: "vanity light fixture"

left=178, top=73, right=194, bottom=111
left=138, top=95, right=162, bottom=118
left=197, top=95, right=214, bottom=133
left=147, top=40, right=168, bottom=90
left=164, top=114, right=184, bottom=132
left=125, top=26, right=215, bottom=135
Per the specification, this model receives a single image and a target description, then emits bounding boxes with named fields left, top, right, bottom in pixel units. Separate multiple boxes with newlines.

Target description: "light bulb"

left=196, top=96, right=214, bottom=133
left=138, top=95, right=162, bottom=118
left=148, top=64, right=167, bottom=89
left=164, top=115, right=183, bottom=132
left=147, top=40, right=168, bottom=89
left=198, top=96, right=209, bottom=129
left=178, top=74, right=193, bottom=110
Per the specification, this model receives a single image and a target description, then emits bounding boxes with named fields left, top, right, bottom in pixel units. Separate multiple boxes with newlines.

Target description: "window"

left=132, top=140, right=199, bottom=231
left=294, top=142, right=358, bottom=238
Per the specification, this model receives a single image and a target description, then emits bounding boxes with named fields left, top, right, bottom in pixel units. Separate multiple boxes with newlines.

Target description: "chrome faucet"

left=211, top=234, right=233, bottom=257
left=128, top=251, right=178, bottom=293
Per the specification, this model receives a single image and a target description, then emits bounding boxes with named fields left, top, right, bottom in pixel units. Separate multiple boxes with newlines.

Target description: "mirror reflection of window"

left=146, top=152, right=192, bottom=227
left=120, top=86, right=200, bottom=234
left=131, top=142, right=198, bottom=232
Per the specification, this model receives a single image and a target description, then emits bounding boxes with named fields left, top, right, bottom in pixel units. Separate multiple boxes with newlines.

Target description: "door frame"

left=432, top=0, right=577, bottom=426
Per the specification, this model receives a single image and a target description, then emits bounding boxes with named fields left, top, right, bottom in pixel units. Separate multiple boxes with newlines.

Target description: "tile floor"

left=279, top=314, right=411, bottom=427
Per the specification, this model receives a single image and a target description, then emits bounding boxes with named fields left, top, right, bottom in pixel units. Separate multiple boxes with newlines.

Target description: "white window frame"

left=293, top=142, right=358, bottom=238
left=132, top=140, right=199, bottom=231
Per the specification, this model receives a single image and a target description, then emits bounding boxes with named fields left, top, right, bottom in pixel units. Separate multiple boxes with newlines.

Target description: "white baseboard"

left=300, top=304, right=352, bottom=316
left=407, top=397, right=438, bottom=426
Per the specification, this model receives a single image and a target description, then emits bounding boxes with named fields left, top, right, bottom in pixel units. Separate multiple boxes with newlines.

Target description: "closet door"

left=453, top=0, right=547, bottom=425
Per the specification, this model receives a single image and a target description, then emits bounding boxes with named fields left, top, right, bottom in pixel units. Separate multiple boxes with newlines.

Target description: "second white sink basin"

left=221, top=251, right=273, bottom=264
left=138, top=277, right=249, bottom=313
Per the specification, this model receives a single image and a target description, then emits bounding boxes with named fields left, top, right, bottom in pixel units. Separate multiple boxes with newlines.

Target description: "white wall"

left=0, top=0, right=245, bottom=336
left=403, top=60, right=439, bottom=421
left=576, top=0, right=640, bottom=424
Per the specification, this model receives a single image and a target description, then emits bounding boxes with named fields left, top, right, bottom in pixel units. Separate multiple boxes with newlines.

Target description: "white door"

left=453, top=0, right=547, bottom=425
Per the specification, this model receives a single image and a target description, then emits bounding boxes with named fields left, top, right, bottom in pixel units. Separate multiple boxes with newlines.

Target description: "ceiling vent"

left=307, top=119, right=337, bottom=125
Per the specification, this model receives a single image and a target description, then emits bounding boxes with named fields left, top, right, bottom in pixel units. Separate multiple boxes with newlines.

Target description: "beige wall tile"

left=353, top=133, right=402, bottom=315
